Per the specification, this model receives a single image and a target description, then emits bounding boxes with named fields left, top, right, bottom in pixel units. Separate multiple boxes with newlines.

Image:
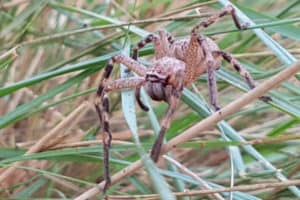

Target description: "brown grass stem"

left=106, top=179, right=300, bottom=199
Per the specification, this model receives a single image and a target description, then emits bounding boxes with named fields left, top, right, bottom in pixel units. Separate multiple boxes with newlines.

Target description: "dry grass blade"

left=0, top=102, right=90, bottom=188
left=1, top=0, right=29, bottom=9
left=74, top=54, right=300, bottom=200
left=105, top=179, right=300, bottom=199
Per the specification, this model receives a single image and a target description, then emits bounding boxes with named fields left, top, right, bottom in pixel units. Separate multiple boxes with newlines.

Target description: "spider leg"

left=135, top=84, right=149, bottom=111
left=96, top=55, right=148, bottom=98
left=100, top=93, right=111, bottom=192
left=150, top=69, right=184, bottom=162
left=167, top=33, right=175, bottom=44
left=213, top=51, right=256, bottom=88
left=132, top=34, right=156, bottom=60
left=95, top=77, right=145, bottom=192
left=207, top=62, right=220, bottom=111
left=113, top=55, right=147, bottom=76
left=213, top=50, right=272, bottom=102
left=191, top=5, right=246, bottom=36
left=132, top=34, right=156, bottom=111
left=132, top=31, right=175, bottom=60
left=198, top=38, right=220, bottom=111
left=150, top=94, right=180, bottom=162
left=186, top=5, right=246, bottom=86
left=132, top=34, right=157, bottom=111
left=95, top=56, right=147, bottom=192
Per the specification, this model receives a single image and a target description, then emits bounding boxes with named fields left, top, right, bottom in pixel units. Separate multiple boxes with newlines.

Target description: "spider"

left=94, top=5, right=270, bottom=192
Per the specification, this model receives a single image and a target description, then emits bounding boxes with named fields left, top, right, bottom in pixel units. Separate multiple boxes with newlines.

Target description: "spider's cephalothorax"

left=145, top=57, right=185, bottom=101
left=94, top=5, right=270, bottom=192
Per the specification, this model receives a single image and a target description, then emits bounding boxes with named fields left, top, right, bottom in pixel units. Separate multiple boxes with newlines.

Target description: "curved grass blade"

left=0, top=53, right=117, bottom=97
left=120, top=40, right=175, bottom=200
left=0, top=68, right=99, bottom=129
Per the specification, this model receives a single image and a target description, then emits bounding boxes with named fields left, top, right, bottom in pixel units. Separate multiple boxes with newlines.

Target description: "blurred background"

left=0, top=0, right=300, bottom=199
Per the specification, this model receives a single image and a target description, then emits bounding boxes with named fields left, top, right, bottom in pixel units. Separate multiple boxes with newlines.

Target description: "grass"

left=0, top=0, right=300, bottom=199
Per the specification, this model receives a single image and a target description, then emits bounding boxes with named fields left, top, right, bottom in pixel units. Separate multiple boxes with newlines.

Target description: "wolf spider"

left=94, top=5, right=269, bottom=192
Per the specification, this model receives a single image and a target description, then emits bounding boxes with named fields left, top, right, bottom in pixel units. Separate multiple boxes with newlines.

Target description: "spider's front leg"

left=94, top=56, right=148, bottom=192
left=95, top=77, right=146, bottom=192
left=149, top=68, right=185, bottom=162
left=150, top=92, right=180, bottom=161
left=96, top=55, right=147, bottom=97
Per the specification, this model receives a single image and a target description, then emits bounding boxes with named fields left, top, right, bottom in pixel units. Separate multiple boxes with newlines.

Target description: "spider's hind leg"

left=197, top=37, right=221, bottom=111
left=191, top=5, right=246, bottom=36
left=213, top=50, right=272, bottom=102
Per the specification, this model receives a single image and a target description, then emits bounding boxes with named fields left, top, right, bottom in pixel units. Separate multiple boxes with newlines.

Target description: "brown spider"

left=94, top=5, right=269, bottom=192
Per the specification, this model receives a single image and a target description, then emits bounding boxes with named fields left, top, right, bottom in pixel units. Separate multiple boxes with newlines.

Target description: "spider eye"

left=146, top=73, right=167, bottom=84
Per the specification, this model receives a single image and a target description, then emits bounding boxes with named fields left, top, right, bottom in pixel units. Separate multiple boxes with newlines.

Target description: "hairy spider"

left=94, top=5, right=269, bottom=192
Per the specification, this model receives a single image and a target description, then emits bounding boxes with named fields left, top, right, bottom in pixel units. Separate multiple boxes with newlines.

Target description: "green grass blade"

left=0, top=53, right=116, bottom=97
left=267, top=118, right=300, bottom=137
left=120, top=40, right=175, bottom=200
left=0, top=68, right=98, bottom=129
left=0, top=0, right=46, bottom=37
left=14, top=179, right=47, bottom=198
left=0, top=146, right=129, bottom=165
